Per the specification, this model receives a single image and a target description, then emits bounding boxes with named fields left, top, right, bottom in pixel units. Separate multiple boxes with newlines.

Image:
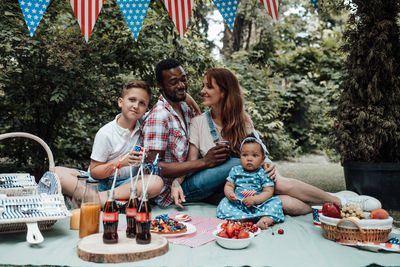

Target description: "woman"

left=174, top=68, right=380, bottom=215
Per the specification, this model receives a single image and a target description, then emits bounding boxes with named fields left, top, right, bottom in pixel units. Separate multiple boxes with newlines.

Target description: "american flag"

left=239, top=190, right=257, bottom=198
left=18, top=0, right=51, bottom=37
left=134, top=145, right=145, bottom=158
left=259, top=0, right=279, bottom=22
left=162, top=0, right=195, bottom=38
left=68, top=0, right=104, bottom=42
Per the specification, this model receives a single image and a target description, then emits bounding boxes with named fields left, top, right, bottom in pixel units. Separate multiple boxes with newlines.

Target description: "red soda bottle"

left=126, top=190, right=138, bottom=238
left=102, top=191, right=119, bottom=244
left=135, top=194, right=151, bottom=244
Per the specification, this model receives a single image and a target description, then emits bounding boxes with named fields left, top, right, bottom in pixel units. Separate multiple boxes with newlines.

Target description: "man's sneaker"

left=329, top=190, right=359, bottom=199
left=347, top=195, right=382, bottom=212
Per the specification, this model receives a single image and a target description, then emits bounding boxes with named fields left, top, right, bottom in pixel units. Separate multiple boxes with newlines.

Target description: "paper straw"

left=108, top=168, right=118, bottom=202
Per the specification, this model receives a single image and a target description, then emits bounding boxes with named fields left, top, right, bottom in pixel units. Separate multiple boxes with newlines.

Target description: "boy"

left=56, top=80, right=164, bottom=206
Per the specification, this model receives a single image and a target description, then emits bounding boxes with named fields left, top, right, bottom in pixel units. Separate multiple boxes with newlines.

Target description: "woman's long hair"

left=206, top=68, right=252, bottom=155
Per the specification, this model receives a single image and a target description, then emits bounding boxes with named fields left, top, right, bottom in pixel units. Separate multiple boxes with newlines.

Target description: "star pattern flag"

left=212, top=0, right=239, bottom=32
left=162, top=0, right=195, bottom=38
left=260, top=0, right=279, bottom=22
left=116, top=0, right=151, bottom=41
left=310, top=0, right=318, bottom=9
left=69, top=0, right=104, bottom=42
left=18, top=0, right=51, bottom=37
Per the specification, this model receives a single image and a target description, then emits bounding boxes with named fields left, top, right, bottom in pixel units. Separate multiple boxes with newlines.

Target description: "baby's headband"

left=240, top=137, right=269, bottom=155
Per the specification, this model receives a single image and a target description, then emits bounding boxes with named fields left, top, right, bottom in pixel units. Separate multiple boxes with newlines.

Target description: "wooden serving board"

left=77, top=231, right=168, bottom=263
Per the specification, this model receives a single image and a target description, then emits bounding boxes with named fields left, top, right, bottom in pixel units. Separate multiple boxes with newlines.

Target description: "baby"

left=216, top=137, right=284, bottom=229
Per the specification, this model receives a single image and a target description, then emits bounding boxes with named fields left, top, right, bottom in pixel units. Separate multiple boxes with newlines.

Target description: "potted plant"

left=334, top=0, right=400, bottom=209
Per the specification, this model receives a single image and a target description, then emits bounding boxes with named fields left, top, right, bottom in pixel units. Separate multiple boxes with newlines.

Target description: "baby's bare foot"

left=256, top=217, right=274, bottom=230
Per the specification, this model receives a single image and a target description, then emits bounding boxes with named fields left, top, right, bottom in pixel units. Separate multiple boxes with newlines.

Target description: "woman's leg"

left=274, top=174, right=342, bottom=207
left=181, top=158, right=241, bottom=202
left=277, top=195, right=312, bottom=215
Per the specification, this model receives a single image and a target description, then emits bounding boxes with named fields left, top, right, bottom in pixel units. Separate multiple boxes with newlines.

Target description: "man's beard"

left=163, top=88, right=187, bottom=102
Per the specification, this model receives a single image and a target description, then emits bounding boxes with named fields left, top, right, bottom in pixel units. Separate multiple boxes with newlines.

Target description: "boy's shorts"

left=78, top=170, right=132, bottom=192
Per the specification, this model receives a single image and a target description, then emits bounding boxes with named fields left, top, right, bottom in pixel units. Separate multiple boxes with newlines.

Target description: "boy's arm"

left=224, top=181, right=238, bottom=202
left=89, top=152, right=141, bottom=179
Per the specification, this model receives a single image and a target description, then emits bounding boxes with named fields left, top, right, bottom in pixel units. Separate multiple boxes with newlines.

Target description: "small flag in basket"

left=18, top=0, right=51, bottom=37
left=310, top=0, right=318, bottom=9
left=239, top=190, right=257, bottom=198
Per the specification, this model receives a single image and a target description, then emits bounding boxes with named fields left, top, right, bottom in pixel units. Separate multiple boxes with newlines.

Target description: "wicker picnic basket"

left=0, top=132, right=70, bottom=234
left=319, top=214, right=393, bottom=243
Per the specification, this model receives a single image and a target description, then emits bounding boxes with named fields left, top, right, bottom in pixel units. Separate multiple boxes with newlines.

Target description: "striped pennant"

left=259, top=0, right=279, bottom=22
left=69, top=0, right=104, bottom=42
left=162, top=0, right=195, bottom=38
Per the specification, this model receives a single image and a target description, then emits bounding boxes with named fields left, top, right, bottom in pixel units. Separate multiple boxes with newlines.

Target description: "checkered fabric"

left=141, top=95, right=194, bottom=207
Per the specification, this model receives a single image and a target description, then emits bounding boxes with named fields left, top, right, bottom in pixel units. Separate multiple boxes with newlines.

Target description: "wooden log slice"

left=77, top=231, right=168, bottom=263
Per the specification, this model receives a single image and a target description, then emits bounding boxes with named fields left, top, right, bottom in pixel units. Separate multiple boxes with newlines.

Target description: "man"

left=141, top=59, right=233, bottom=207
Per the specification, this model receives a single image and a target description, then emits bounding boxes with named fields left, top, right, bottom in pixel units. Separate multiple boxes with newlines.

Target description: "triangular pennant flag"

left=310, top=0, right=318, bottom=9
left=116, top=0, right=151, bottom=41
left=162, top=0, right=195, bottom=38
left=212, top=0, right=239, bottom=32
left=259, top=0, right=279, bottom=22
left=18, top=0, right=51, bottom=37
left=69, top=0, right=104, bottom=42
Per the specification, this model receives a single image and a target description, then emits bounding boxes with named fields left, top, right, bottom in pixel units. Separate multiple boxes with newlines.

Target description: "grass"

left=275, top=153, right=400, bottom=228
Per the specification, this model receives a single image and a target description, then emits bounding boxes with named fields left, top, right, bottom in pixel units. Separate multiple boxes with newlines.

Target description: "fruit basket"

left=319, top=214, right=393, bottom=243
left=0, top=132, right=71, bottom=243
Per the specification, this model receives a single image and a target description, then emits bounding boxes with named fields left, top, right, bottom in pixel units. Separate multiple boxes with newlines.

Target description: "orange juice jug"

left=79, top=181, right=101, bottom=238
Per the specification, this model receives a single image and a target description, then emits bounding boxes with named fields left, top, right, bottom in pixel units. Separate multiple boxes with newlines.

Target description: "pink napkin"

left=166, top=212, right=225, bottom=248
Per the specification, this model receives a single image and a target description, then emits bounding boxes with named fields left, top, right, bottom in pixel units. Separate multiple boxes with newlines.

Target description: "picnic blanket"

left=0, top=202, right=399, bottom=266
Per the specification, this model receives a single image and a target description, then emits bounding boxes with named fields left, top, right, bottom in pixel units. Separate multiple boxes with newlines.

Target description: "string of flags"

left=18, top=0, right=281, bottom=42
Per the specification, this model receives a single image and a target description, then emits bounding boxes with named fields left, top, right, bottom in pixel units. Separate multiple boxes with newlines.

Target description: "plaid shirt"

left=141, top=95, right=194, bottom=207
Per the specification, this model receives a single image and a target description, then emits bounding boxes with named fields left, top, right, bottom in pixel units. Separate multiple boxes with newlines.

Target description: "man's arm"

left=145, top=144, right=230, bottom=178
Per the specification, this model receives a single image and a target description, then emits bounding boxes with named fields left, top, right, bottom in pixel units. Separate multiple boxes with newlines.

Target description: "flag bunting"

left=18, top=0, right=51, bottom=37
left=212, top=0, right=239, bottom=32
left=69, top=0, right=104, bottom=42
left=116, top=0, right=151, bottom=41
left=162, top=0, right=195, bottom=38
left=260, top=0, right=279, bottom=22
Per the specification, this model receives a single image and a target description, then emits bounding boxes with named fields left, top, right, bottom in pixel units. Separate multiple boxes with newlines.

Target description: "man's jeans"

left=180, top=157, right=241, bottom=202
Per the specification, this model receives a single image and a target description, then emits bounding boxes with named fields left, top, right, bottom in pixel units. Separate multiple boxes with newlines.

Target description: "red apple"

left=322, top=203, right=341, bottom=218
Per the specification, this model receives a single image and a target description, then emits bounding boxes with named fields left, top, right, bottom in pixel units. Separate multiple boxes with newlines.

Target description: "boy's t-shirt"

left=90, top=114, right=141, bottom=178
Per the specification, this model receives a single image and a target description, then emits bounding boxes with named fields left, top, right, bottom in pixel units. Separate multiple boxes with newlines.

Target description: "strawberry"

left=226, top=224, right=235, bottom=238
left=220, top=222, right=227, bottom=229
left=278, top=229, right=284, bottom=235
left=238, top=230, right=249, bottom=239
left=233, top=223, right=241, bottom=231
left=217, top=229, right=229, bottom=238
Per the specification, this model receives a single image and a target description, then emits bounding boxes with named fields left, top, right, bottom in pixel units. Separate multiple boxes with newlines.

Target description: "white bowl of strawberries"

left=213, top=221, right=255, bottom=249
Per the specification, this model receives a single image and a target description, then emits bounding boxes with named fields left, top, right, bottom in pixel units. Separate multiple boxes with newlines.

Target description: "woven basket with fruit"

left=319, top=203, right=393, bottom=243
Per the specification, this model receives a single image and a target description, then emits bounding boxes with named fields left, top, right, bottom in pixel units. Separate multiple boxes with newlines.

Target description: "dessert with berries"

left=150, top=214, right=187, bottom=234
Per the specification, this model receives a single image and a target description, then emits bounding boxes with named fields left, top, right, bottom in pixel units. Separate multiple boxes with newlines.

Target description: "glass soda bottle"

left=126, top=189, right=138, bottom=238
left=70, top=175, right=88, bottom=230
left=102, top=191, right=119, bottom=244
left=135, top=194, right=151, bottom=244
left=79, top=181, right=101, bottom=238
